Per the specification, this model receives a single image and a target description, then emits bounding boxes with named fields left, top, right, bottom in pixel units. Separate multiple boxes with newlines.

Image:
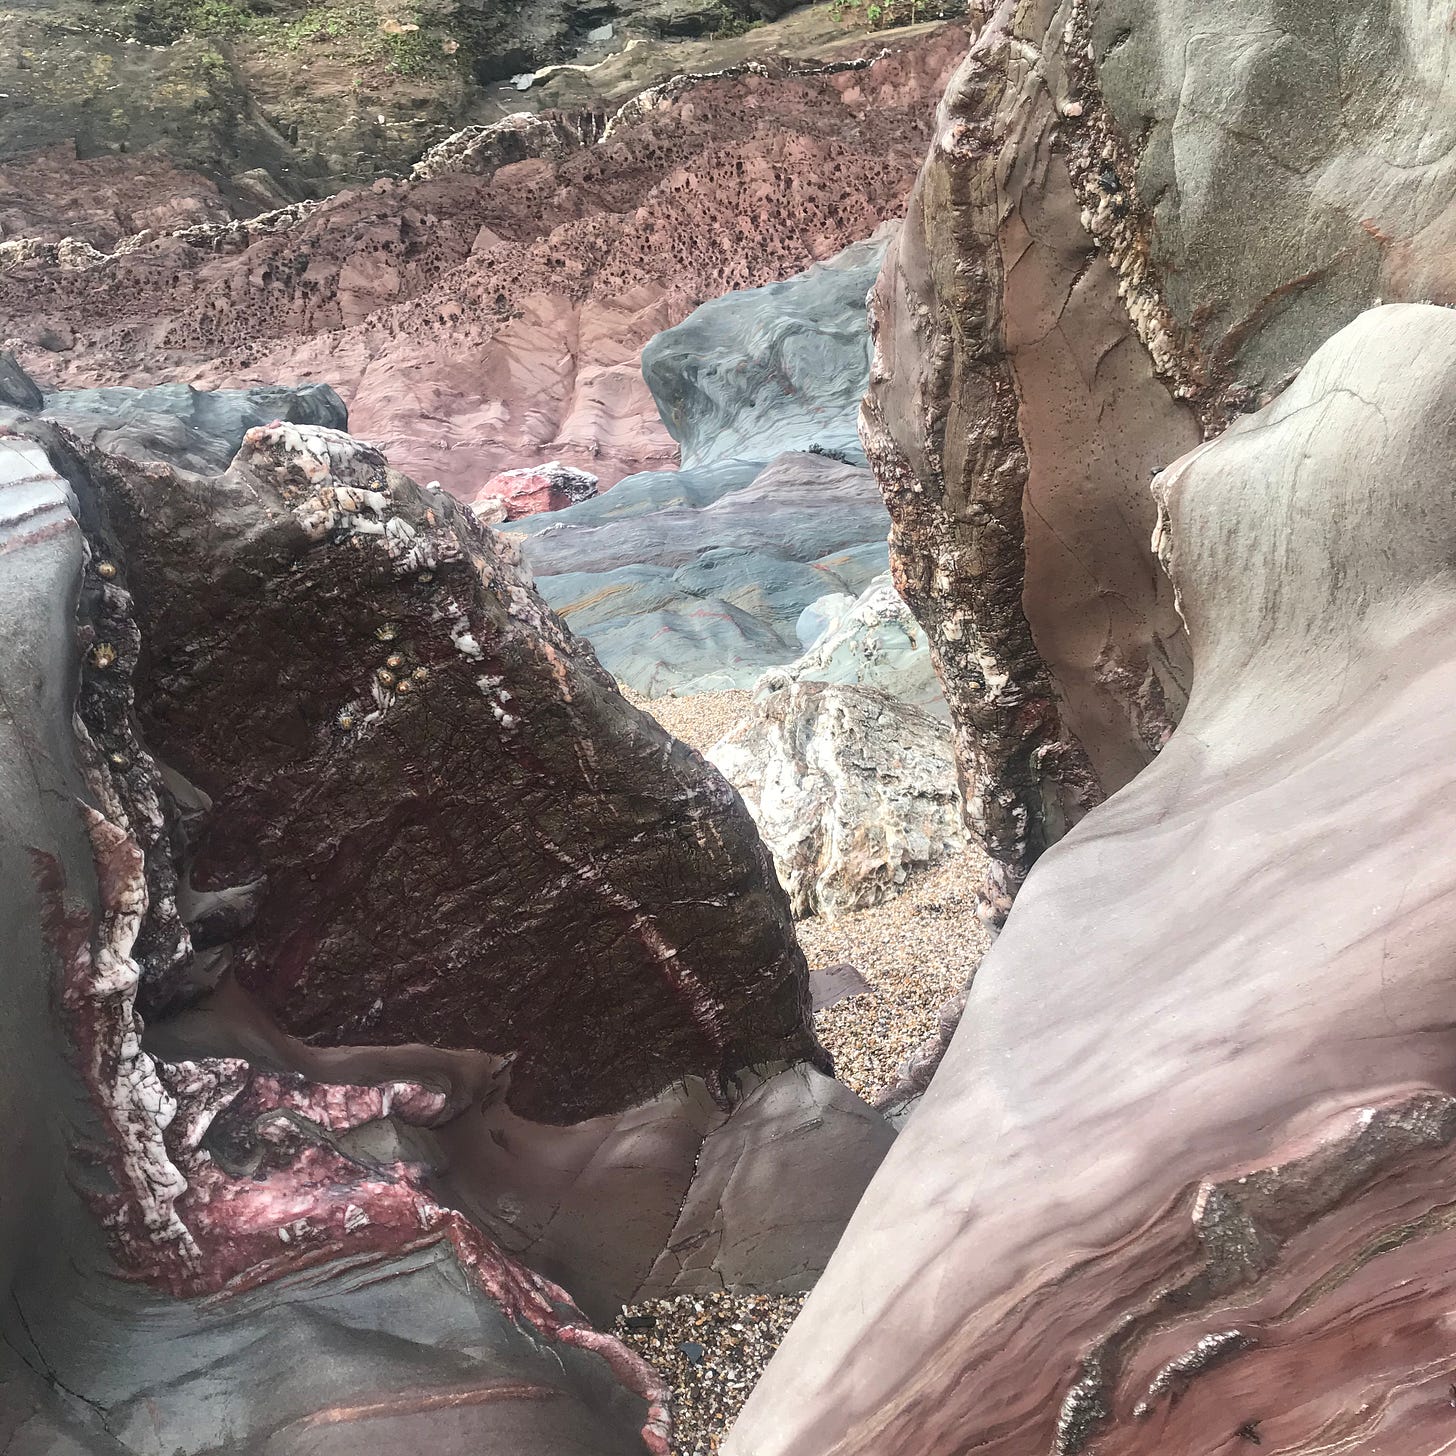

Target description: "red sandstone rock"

left=474, top=459, right=599, bottom=518
left=0, top=25, right=969, bottom=498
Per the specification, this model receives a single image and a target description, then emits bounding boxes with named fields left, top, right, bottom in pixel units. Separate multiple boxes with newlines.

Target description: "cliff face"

left=0, top=0, right=889, bottom=210
left=859, top=0, right=1456, bottom=912
left=0, top=20, right=968, bottom=498
left=731, top=302, right=1456, bottom=1456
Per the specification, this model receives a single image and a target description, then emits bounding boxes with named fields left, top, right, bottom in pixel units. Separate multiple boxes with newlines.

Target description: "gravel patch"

left=621, top=685, right=992, bottom=1451
left=801, top=849, right=990, bottom=1100
left=614, top=1292, right=805, bottom=1455
left=623, top=686, right=754, bottom=757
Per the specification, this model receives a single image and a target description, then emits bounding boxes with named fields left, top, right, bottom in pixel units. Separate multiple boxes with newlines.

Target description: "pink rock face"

left=0, top=26, right=968, bottom=498
left=728, top=306, right=1456, bottom=1456
left=0, top=144, right=232, bottom=248
left=474, top=460, right=599, bottom=519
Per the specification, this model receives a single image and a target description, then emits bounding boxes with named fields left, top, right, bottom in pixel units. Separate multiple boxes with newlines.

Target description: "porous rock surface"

left=730, top=304, right=1456, bottom=1455
left=0, top=21, right=969, bottom=498
left=861, top=0, right=1456, bottom=915
left=709, top=677, right=965, bottom=917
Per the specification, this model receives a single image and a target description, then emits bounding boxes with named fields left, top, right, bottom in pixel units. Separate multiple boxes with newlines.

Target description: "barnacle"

left=108, top=752, right=127, bottom=768
left=376, top=668, right=396, bottom=688
left=91, top=643, right=117, bottom=669
left=396, top=679, right=413, bottom=695
left=337, top=708, right=357, bottom=730
left=418, top=570, right=435, bottom=584
left=375, top=622, right=399, bottom=642
left=96, top=561, right=118, bottom=579
left=412, top=666, right=429, bottom=682
left=386, top=653, right=405, bottom=670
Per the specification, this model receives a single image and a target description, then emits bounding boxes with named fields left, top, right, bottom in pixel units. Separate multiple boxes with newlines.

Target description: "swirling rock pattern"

left=709, top=678, right=965, bottom=917
left=862, top=0, right=1456, bottom=915
left=729, top=304, right=1456, bottom=1456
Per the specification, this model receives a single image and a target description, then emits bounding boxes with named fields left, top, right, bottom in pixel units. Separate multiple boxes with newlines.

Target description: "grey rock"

left=0, top=348, right=44, bottom=411
left=642, top=236, right=887, bottom=469
left=781, top=573, right=945, bottom=715
left=808, top=961, right=873, bottom=1011
left=0, top=380, right=348, bottom=474
left=515, top=452, right=889, bottom=695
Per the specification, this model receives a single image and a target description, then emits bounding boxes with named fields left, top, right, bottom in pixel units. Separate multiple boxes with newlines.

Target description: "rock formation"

left=729, top=302, right=1456, bottom=1456
left=709, top=678, right=965, bottom=916
left=516, top=450, right=890, bottom=694
left=642, top=234, right=887, bottom=469
left=474, top=460, right=600, bottom=519
left=0, top=381, right=896, bottom=1451
left=0, top=374, right=347, bottom=472
left=0, top=19, right=968, bottom=497
left=860, top=0, right=1456, bottom=916
left=504, top=234, right=908, bottom=696
left=780, top=573, right=944, bottom=715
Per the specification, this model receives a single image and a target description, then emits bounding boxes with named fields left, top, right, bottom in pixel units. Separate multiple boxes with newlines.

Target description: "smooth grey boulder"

left=0, top=378, right=348, bottom=473
left=730, top=305, right=1456, bottom=1456
left=0, top=348, right=43, bottom=411
left=642, top=236, right=887, bottom=469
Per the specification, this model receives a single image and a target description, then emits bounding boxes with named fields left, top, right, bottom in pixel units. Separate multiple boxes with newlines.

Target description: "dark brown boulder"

left=60, top=417, right=821, bottom=1124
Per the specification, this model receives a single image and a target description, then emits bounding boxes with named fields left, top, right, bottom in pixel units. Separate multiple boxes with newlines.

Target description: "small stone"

left=680, top=1341, right=705, bottom=1365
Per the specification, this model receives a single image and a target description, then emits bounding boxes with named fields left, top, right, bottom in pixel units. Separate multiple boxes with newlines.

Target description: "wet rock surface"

left=730, top=304, right=1456, bottom=1456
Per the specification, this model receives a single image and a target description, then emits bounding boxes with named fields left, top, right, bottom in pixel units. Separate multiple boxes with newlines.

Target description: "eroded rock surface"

left=710, top=677, right=965, bottom=917
left=0, top=426, right=669, bottom=1455
left=862, top=0, right=1456, bottom=920
left=0, top=21, right=968, bottom=497
left=730, top=304, right=1456, bottom=1456
left=46, top=417, right=820, bottom=1123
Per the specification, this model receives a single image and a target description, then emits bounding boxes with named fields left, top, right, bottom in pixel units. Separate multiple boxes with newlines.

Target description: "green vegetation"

left=123, top=0, right=459, bottom=76
left=824, top=0, right=962, bottom=28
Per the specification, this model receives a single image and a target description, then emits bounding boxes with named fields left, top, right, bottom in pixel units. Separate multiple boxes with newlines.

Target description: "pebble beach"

left=621, top=686, right=993, bottom=1454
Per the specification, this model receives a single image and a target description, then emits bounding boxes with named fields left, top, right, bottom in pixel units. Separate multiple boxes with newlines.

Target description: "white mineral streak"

left=70, top=805, right=199, bottom=1258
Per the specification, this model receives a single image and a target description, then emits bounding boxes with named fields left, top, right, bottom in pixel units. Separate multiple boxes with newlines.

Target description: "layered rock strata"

left=0, top=21, right=969, bottom=497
